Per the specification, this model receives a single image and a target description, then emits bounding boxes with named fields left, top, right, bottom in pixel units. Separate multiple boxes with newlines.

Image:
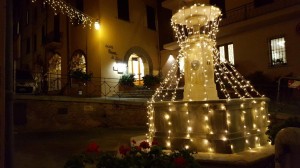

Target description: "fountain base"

left=150, top=97, right=270, bottom=154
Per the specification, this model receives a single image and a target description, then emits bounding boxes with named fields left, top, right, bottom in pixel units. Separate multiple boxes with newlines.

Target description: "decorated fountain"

left=147, top=4, right=270, bottom=154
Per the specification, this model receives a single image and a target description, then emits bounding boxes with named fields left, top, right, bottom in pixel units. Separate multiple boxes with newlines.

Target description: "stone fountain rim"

left=149, top=97, right=269, bottom=105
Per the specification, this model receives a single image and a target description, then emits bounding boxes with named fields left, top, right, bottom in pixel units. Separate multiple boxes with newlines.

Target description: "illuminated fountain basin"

left=151, top=98, right=269, bottom=153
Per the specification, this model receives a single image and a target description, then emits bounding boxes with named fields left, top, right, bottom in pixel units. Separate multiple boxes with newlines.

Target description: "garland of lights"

left=32, top=0, right=99, bottom=29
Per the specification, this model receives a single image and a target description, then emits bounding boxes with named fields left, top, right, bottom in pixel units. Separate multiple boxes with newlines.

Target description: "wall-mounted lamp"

left=94, top=20, right=100, bottom=30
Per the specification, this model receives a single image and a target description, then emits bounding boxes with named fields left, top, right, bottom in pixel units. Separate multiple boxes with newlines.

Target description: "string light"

left=32, top=0, right=99, bottom=29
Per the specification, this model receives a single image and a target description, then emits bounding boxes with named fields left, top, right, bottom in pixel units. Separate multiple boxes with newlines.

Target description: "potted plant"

left=143, top=74, right=161, bottom=89
left=119, top=74, right=135, bottom=91
left=70, top=69, right=93, bottom=83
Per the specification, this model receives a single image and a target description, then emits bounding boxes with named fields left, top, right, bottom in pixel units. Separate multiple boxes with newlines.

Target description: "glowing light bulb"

left=94, top=20, right=100, bottom=30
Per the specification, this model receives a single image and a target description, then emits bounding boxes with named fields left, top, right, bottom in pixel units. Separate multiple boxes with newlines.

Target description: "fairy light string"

left=31, top=0, right=98, bottom=28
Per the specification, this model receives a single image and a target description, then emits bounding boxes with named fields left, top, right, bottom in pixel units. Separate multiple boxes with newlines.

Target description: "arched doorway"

left=128, top=54, right=144, bottom=85
left=48, top=53, right=61, bottom=91
left=124, top=46, right=153, bottom=86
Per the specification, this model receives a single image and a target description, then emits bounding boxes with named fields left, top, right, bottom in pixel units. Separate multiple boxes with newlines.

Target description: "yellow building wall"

left=71, top=0, right=160, bottom=79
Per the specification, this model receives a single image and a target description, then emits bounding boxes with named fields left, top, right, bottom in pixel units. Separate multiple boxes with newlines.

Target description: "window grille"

left=270, top=37, right=286, bottom=66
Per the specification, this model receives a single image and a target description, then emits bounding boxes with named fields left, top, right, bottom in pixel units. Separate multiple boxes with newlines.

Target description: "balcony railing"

left=220, top=0, right=300, bottom=26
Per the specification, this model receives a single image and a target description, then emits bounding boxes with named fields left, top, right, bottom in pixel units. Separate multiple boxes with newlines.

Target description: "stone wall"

left=14, top=95, right=148, bottom=132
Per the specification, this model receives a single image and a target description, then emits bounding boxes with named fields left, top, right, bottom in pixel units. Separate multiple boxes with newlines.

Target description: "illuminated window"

left=48, top=53, right=61, bottom=91
left=70, top=50, right=87, bottom=72
left=218, top=43, right=234, bottom=65
left=269, top=37, right=287, bottom=66
left=179, top=56, right=184, bottom=73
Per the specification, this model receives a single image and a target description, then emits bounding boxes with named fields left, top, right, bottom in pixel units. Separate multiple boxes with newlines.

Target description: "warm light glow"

left=164, top=114, right=170, bottom=120
left=94, top=20, right=100, bottom=30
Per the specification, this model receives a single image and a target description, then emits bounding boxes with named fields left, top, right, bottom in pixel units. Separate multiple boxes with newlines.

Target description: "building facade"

left=14, top=0, right=165, bottom=96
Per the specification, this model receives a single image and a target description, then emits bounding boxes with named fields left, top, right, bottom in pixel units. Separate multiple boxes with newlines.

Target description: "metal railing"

left=220, top=0, right=300, bottom=26
left=15, top=71, right=122, bottom=98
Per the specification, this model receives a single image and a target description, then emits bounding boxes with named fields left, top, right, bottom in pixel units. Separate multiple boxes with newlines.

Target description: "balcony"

left=44, top=31, right=62, bottom=49
left=220, top=0, right=300, bottom=26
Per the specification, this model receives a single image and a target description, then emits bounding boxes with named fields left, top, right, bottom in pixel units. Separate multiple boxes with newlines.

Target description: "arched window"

left=48, top=53, right=61, bottom=91
left=70, top=49, right=87, bottom=72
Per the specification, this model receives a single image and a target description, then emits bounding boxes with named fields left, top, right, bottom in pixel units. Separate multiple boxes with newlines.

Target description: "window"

left=75, top=0, right=83, bottom=24
left=76, top=0, right=84, bottom=12
left=48, top=53, right=61, bottom=91
left=218, top=43, right=234, bottom=64
left=146, top=5, right=156, bottom=30
left=269, top=37, right=287, bottom=66
left=117, top=0, right=129, bottom=21
left=54, top=15, right=60, bottom=42
left=70, top=50, right=87, bottom=72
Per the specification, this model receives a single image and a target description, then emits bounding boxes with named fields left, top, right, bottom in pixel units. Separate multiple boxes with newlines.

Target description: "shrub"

left=64, top=140, right=200, bottom=168
left=266, top=117, right=300, bottom=145
left=119, top=74, right=135, bottom=87
left=143, top=74, right=161, bottom=88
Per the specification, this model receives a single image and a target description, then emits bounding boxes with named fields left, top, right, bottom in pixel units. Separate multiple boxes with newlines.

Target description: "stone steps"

left=112, top=89, right=155, bottom=98
left=112, top=89, right=184, bottom=100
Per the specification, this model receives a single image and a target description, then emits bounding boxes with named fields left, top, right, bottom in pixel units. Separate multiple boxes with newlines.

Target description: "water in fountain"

left=147, top=3, right=270, bottom=154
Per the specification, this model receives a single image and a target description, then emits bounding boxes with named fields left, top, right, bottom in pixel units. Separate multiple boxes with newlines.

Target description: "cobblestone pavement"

left=14, top=127, right=147, bottom=168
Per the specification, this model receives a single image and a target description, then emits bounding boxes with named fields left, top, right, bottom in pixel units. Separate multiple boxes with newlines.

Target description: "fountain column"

left=171, top=6, right=221, bottom=101
left=183, top=35, right=218, bottom=100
